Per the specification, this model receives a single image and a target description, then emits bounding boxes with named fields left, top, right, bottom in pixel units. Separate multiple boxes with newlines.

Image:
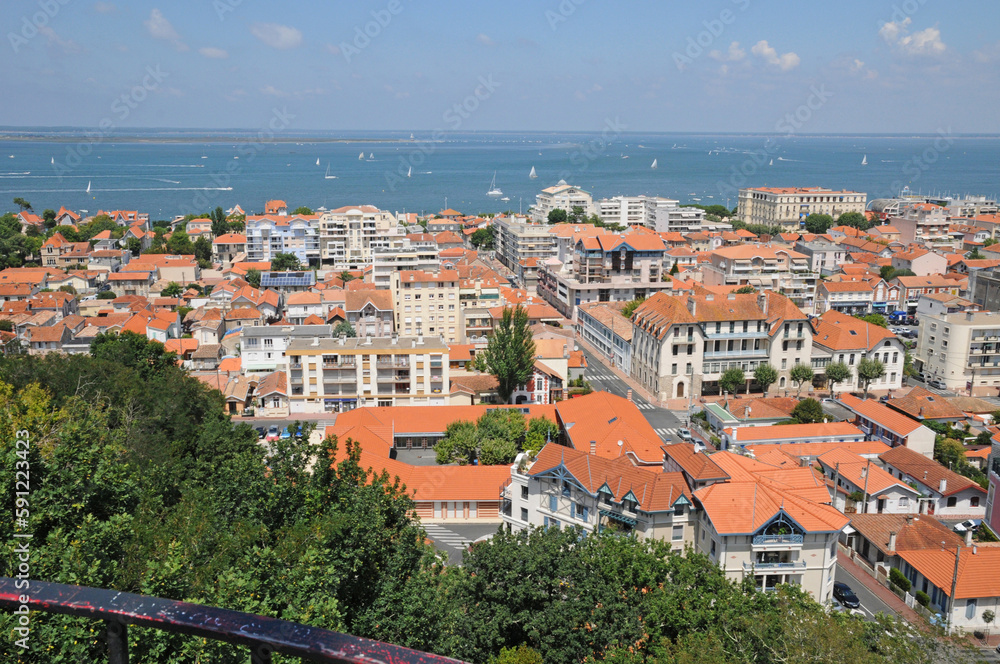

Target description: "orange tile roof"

left=898, top=547, right=1000, bottom=599
left=555, top=391, right=663, bottom=464
left=663, top=443, right=729, bottom=481
left=811, top=309, right=897, bottom=351
left=817, top=447, right=916, bottom=496
left=839, top=394, right=923, bottom=436
left=725, top=422, right=864, bottom=443
left=218, top=357, right=241, bottom=372
left=334, top=403, right=556, bottom=438
left=886, top=386, right=966, bottom=421
left=879, top=445, right=985, bottom=496
left=848, top=513, right=963, bottom=556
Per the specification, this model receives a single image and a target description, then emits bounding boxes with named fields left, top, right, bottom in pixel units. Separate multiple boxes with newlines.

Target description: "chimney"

left=311, top=337, right=320, bottom=346
left=973, top=545, right=978, bottom=555
left=758, top=291, right=768, bottom=316
left=338, top=335, right=345, bottom=345
left=939, top=477, right=947, bottom=494
left=391, top=334, right=398, bottom=345
left=905, top=514, right=913, bottom=526
left=687, top=297, right=697, bottom=316
left=417, top=333, right=424, bottom=345
left=965, top=530, right=974, bottom=547
left=889, top=531, right=897, bottom=551
left=590, top=440, right=596, bottom=455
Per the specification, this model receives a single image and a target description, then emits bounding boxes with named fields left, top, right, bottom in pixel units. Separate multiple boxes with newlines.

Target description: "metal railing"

left=743, top=560, right=806, bottom=571
left=0, top=578, right=465, bottom=664
left=752, top=534, right=804, bottom=545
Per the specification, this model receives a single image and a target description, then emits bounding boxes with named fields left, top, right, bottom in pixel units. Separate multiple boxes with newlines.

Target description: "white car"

left=954, top=519, right=980, bottom=533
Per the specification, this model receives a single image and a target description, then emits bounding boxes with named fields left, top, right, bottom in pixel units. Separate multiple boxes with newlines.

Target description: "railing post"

left=106, top=620, right=128, bottom=664
left=251, top=643, right=273, bottom=664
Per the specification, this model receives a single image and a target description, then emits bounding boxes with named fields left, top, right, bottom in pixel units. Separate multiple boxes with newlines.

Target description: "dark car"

left=833, top=582, right=861, bottom=609
left=254, top=426, right=266, bottom=439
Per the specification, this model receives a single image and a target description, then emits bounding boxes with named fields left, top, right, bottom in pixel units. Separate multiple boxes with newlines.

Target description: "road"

left=421, top=522, right=502, bottom=565
left=576, top=346, right=688, bottom=442
left=835, top=562, right=897, bottom=621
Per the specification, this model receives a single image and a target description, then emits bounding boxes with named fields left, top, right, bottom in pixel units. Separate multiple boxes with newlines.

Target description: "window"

left=899, top=496, right=909, bottom=507
left=549, top=495, right=557, bottom=511
left=672, top=525, right=684, bottom=541
left=520, top=507, right=528, bottom=521
left=521, top=485, right=528, bottom=500
left=966, top=599, right=977, bottom=620
left=971, top=496, right=980, bottom=508
left=710, top=540, right=717, bottom=556
left=947, top=496, right=957, bottom=508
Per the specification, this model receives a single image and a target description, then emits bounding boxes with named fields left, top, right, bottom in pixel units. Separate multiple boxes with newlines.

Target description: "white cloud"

left=709, top=41, right=746, bottom=63
left=751, top=40, right=799, bottom=71
left=92, top=1, right=116, bottom=13
left=144, top=9, right=187, bottom=51
left=250, top=23, right=303, bottom=49
left=880, top=18, right=946, bottom=56
left=260, top=85, right=288, bottom=97
left=199, top=47, right=229, bottom=59
left=848, top=58, right=878, bottom=80
left=39, top=26, right=81, bottom=54
left=477, top=33, right=496, bottom=47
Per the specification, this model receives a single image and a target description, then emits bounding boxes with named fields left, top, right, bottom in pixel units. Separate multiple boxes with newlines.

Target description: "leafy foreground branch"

left=0, top=348, right=966, bottom=664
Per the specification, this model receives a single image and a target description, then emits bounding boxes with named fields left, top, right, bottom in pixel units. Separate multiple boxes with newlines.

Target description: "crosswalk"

left=654, top=427, right=681, bottom=439
left=422, top=524, right=471, bottom=550
left=635, top=402, right=654, bottom=410
left=587, top=373, right=617, bottom=381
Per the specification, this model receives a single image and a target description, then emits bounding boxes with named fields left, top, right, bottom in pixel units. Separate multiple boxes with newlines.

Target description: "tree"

left=968, top=247, right=984, bottom=260
left=524, top=416, right=558, bottom=456
left=838, top=211, right=870, bottom=230
left=271, top=252, right=302, bottom=271
left=338, top=271, right=357, bottom=283
left=547, top=208, right=567, bottom=224
left=434, top=420, right=479, bottom=464
left=42, top=208, right=57, bottom=228
left=734, top=284, right=756, bottom=294
left=790, top=398, right=825, bottom=424
left=126, top=237, right=142, bottom=256
left=856, top=357, right=886, bottom=398
left=720, top=367, right=745, bottom=397
left=333, top=321, right=356, bottom=338
left=803, top=213, right=834, bottom=234
left=161, top=282, right=183, bottom=298
left=0, top=319, right=12, bottom=332
left=984, top=609, right=996, bottom=642
left=210, top=206, right=228, bottom=237
left=568, top=205, right=585, bottom=222
left=753, top=363, right=778, bottom=397
left=292, top=206, right=314, bottom=216
left=481, top=305, right=536, bottom=404
left=985, top=238, right=997, bottom=247
left=470, top=227, right=495, bottom=250
left=789, top=363, right=814, bottom=397
left=193, top=235, right=213, bottom=264
left=889, top=268, right=915, bottom=281
left=90, top=330, right=178, bottom=380
left=621, top=296, right=645, bottom=318
left=166, top=228, right=195, bottom=255
left=879, top=264, right=896, bottom=281
left=12, top=197, right=32, bottom=211
left=669, top=261, right=679, bottom=275
left=856, top=313, right=887, bottom=328
left=246, top=268, right=261, bottom=289
left=824, top=361, right=852, bottom=397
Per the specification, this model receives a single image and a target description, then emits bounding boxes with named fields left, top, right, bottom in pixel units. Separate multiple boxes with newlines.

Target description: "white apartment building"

left=245, top=214, right=321, bottom=266
left=493, top=215, right=558, bottom=283
left=917, top=309, right=1000, bottom=396
left=371, top=238, right=441, bottom=289
left=702, top=244, right=818, bottom=312
left=531, top=181, right=598, bottom=223
left=811, top=310, right=906, bottom=394
left=737, top=186, right=866, bottom=230
left=597, top=195, right=706, bottom=233
left=285, top=335, right=449, bottom=413
left=318, top=205, right=402, bottom=270
left=890, top=204, right=952, bottom=247
left=629, top=290, right=812, bottom=401
left=241, top=324, right=332, bottom=375
left=390, top=270, right=462, bottom=343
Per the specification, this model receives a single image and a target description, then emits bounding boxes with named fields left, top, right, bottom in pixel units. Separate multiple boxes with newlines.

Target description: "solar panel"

left=261, top=271, right=316, bottom=288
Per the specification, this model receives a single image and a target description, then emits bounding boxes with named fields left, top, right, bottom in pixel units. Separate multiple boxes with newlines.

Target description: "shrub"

left=915, top=590, right=930, bottom=608
left=889, top=567, right=911, bottom=593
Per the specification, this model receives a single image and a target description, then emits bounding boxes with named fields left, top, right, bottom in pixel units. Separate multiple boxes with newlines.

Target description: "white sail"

left=359, top=151, right=364, bottom=160
left=86, top=181, right=91, bottom=193
left=861, top=154, right=868, bottom=165
left=651, top=159, right=658, bottom=169
left=50, top=157, right=54, bottom=164
left=325, top=164, right=336, bottom=179
left=769, top=159, right=773, bottom=166
left=529, top=166, right=537, bottom=179
left=487, top=171, right=503, bottom=196
left=407, top=166, right=412, bottom=178
left=369, top=152, right=374, bottom=159
left=316, top=158, right=320, bottom=166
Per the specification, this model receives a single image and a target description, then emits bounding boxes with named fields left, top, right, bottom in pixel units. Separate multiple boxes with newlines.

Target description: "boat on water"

left=50, top=157, right=54, bottom=164
left=86, top=181, right=91, bottom=193
left=487, top=171, right=503, bottom=197
left=325, top=164, right=337, bottom=179
left=407, top=166, right=412, bottom=178
left=369, top=152, right=374, bottom=160
left=359, top=151, right=365, bottom=160
left=529, top=166, right=537, bottom=179
left=501, top=196, right=510, bottom=201
left=316, top=158, right=320, bottom=166
left=861, top=154, right=868, bottom=165
left=651, top=159, right=658, bottom=169
left=769, top=159, right=773, bottom=166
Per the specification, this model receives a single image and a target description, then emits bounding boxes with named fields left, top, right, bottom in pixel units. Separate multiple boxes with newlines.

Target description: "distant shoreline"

left=0, top=136, right=418, bottom=144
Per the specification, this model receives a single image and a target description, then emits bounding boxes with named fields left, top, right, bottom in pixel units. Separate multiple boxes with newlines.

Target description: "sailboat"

left=529, top=166, right=537, bottom=179
left=359, top=151, right=365, bottom=160
left=316, top=158, right=320, bottom=166
left=651, top=159, right=658, bottom=169
left=325, top=164, right=337, bottom=179
left=407, top=166, right=412, bottom=178
left=487, top=171, right=503, bottom=197
left=369, top=152, right=374, bottom=160
left=50, top=157, right=54, bottom=164
left=86, top=181, right=91, bottom=193
left=861, top=154, right=868, bottom=166
left=769, top=159, right=773, bottom=166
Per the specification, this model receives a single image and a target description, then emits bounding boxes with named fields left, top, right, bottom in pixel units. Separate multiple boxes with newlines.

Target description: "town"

left=3, top=181, right=1000, bottom=648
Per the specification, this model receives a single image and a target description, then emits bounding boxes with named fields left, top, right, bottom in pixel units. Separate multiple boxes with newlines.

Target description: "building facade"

left=737, top=187, right=866, bottom=229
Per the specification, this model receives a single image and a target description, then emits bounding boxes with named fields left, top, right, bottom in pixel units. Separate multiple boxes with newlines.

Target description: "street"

left=421, top=522, right=502, bottom=565
left=576, top=346, right=688, bottom=441
left=835, top=562, right=897, bottom=621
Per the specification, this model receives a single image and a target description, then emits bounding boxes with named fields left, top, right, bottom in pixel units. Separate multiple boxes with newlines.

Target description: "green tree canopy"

left=166, top=228, right=195, bottom=255
left=333, top=321, right=356, bottom=337
left=193, top=235, right=213, bottom=263
left=789, top=362, right=815, bottom=397
left=292, top=206, right=314, bottom=215
left=803, top=213, right=834, bottom=234
left=161, top=282, right=183, bottom=297
left=856, top=357, right=886, bottom=398
left=734, top=284, right=757, bottom=294
left=856, top=313, right=887, bottom=328
left=210, top=206, right=228, bottom=237
left=547, top=208, right=568, bottom=224
left=621, top=296, right=646, bottom=318
left=790, top=398, right=826, bottom=424
left=271, top=252, right=302, bottom=271
left=720, top=367, right=745, bottom=396
left=246, top=268, right=262, bottom=288
left=825, top=361, right=852, bottom=396
left=12, top=196, right=32, bottom=211
left=753, top=363, right=778, bottom=397
left=470, top=227, right=495, bottom=250
left=96, top=290, right=116, bottom=300
left=482, top=305, right=536, bottom=403
left=838, top=211, right=871, bottom=230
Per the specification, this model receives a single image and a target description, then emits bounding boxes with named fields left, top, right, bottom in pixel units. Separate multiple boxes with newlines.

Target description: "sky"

left=3, top=0, right=1000, bottom=134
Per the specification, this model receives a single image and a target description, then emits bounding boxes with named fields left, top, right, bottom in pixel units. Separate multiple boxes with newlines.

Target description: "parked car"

left=676, top=429, right=694, bottom=443
left=833, top=582, right=861, bottom=609
left=254, top=426, right=266, bottom=439
left=928, top=379, right=947, bottom=390
left=279, top=426, right=292, bottom=439
left=954, top=519, right=980, bottom=533
left=265, top=425, right=280, bottom=442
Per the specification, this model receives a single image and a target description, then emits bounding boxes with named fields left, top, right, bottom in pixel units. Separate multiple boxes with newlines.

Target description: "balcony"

left=0, top=577, right=459, bottom=664
left=703, top=348, right=769, bottom=359
left=704, top=330, right=769, bottom=340
left=743, top=560, right=806, bottom=571
left=752, top=534, right=804, bottom=548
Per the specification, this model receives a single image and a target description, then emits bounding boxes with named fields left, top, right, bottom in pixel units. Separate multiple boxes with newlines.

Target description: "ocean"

left=0, top=129, right=998, bottom=220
